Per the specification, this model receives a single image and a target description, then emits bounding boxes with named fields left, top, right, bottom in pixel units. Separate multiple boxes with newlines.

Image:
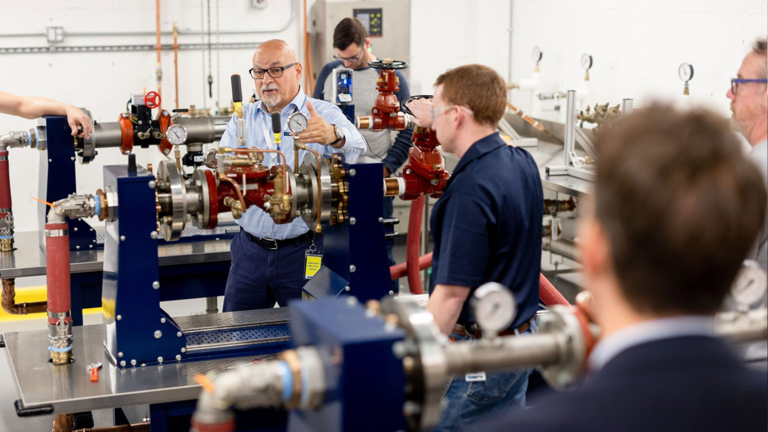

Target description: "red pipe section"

left=0, top=150, right=12, bottom=217
left=539, top=273, right=570, bottom=306
left=45, top=222, right=72, bottom=326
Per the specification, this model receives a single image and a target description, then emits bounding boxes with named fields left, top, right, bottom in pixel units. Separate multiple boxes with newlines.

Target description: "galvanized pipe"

left=443, top=333, right=562, bottom=377
left=564, top=90, right=576, bottom=166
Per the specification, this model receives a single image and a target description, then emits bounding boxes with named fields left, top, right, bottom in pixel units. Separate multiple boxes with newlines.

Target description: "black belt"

left=243, top=230, right=321, bottom=250
left=453, top=320, right=531, bottom=339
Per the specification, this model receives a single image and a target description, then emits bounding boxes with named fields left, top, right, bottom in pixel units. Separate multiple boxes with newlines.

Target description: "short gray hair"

left=753, top=37, right=767, bottom=78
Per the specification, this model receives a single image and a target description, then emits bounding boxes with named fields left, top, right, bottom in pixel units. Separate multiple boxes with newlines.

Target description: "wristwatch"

left=329, top=124, right=344, bottom=146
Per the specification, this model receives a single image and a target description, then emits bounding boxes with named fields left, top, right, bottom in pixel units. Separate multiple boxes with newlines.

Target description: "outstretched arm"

left=0, top=90, right=93, bottom=138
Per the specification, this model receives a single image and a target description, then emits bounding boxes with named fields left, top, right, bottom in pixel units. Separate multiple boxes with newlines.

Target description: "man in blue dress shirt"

left=469, top=105, right=768, bottom=432
left=410, top=64, right=544, bottom=431
left=219, top=40, right=365, bottom=312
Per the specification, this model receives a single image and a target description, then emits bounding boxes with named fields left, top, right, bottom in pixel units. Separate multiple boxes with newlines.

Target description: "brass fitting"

left=223, top=196, right=243, bottom=219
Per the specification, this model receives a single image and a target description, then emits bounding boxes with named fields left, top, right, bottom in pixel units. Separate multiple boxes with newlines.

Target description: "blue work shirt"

left=429, top=132, right=543, bottom=329
left=219, top=89, right=365, bottom=240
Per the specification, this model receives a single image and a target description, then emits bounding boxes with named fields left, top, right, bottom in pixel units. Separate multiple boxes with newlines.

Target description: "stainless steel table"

left=0, top=231, right=233, bottom=279
left=4, top=315, right=280, bottom=415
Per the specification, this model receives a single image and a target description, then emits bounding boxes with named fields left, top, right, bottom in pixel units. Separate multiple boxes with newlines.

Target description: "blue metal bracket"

left=37, top=115, right=98, bottom=251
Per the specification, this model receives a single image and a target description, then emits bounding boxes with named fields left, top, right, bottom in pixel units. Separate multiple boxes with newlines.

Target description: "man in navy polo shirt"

left=409, top=64, right=543, bottom=431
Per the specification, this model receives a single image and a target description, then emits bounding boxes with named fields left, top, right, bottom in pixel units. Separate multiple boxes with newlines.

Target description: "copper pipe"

left=297, top=145, right=323, bottom=233
left=52, top=414, right=73, bottom=432
left=2, top=278, right=47, bottom=315
left=155, top=0, right=162, bottom=109
left=74, top=422, right=150, bottom=432
left=217, top=174, right=247, bottom=212
left=506, top=102, right=563, bottom=144
left=173, top=22, right=179, bottom=110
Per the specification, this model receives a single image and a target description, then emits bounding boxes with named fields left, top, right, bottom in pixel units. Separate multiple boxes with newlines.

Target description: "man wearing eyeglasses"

left=408, top=65, right=543, bottom=432
left=728, top=37, right=767, bottom=272
left=219, top=39, right=365, bottom=313
left=314, top=18, right=414, bottom=293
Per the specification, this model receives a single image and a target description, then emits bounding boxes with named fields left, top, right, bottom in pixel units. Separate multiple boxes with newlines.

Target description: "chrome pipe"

left=443, top=333, right=562, bottom=376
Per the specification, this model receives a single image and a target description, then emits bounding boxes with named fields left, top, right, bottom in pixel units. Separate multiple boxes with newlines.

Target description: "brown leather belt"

left=453, top=320, right=531, bottom=339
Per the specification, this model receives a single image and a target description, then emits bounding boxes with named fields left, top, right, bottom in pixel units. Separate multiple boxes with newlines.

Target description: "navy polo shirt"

left=429, top=132, right=543, bottom=329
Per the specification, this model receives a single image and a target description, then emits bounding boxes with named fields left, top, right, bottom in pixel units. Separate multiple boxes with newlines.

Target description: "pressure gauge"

left=581, top=54, right=593, bottom=70
left=531, top=46, right=543, bottom=63
left=288, top=112, right=309, bottom=134
left=731, top=260, right=767, bottom=306
left=470, top=282, right=517, bottom=336
left=166, top=124, right=188, bottom=145
left=678, top=63, right=694, bottom=82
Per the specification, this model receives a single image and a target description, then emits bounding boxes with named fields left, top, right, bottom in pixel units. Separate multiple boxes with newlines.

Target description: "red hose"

left=406, top=198, right=425, bottom=294
left=45, top=223, right=72, bottom=325
left=0, top=150, right=12, bottom=218
left=539, top=273, right=570, bottom=306
left=391, top=252, right=432, bottom=280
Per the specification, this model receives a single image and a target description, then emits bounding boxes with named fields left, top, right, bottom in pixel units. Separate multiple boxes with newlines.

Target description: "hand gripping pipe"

left=45, top=194, right=98, bottom=364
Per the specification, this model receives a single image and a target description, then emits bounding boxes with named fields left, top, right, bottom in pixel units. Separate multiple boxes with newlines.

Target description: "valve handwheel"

left=368, top=59, right=408, bottom=70
left=144, top=91, right=162, bottom=109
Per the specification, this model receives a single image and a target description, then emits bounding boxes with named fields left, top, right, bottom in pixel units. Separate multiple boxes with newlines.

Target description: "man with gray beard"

left=219, top=39, right=365, bottom=312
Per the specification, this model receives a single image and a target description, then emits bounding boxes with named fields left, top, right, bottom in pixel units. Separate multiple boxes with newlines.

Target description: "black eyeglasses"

left=249, top=62, right=297, bottom=80
left=333, top=47, right=364, bottom=62
left=731, top=78, right=768, bottom=95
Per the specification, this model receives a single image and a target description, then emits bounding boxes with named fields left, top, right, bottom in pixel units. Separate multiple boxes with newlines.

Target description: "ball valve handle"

left=144, top=91, right=162, bottom=109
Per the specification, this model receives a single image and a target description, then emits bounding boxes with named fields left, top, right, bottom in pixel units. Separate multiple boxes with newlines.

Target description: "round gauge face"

left=581, top=53, right=593, bottom=70
left=471, top=282, right=516, bottom=334
left=531, top=46, right=543, bottom=63
left=678, top=63, right=694, bottom=82
left=731, top=260, right=768, bottom=306
left=166, top=124, right=188, bottom=145
left=288, top=112, right=309, bottom=134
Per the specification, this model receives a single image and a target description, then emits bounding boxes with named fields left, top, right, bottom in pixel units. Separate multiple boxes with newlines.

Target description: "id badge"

left=304, top=240, right=323, bottom=280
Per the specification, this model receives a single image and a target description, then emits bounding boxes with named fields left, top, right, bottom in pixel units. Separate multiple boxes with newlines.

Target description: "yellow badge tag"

left=305, top=254, right=323, bottom=279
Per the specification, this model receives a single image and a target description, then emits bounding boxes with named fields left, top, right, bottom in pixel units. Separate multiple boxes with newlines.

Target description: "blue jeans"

left=223, top=230, right=323, bottom=312
left=435, top=330, right=534, bottom=432
left=384, top=196, right=399, bottom=293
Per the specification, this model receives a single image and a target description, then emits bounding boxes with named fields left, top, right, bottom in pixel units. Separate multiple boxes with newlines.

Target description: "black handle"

left=271, top=112, right=281, bottom=134
left=231, top=74, right=243, bottom=103
left=15, top=400, right=53, bottom=417
left=127, top=153, right=137, bottom=173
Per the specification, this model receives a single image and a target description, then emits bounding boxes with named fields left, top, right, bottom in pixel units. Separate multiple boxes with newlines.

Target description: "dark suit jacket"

left=470, top=336, right=768, bottom=432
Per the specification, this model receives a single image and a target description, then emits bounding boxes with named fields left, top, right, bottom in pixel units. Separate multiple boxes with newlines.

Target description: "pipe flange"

left=156, top=160, right=187, bottom=241
left=297, top=154, right=333, bottom=227
left=75, top=108, right=96, bottom=164
left=381, top=296, right=447, bottom=432
left=537, top=305, right=588, bottom=390
left=190, top=168, right=211, bottom=229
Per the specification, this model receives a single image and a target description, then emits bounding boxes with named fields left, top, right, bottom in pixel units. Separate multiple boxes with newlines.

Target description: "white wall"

left=0, top=0, right=766, bottom=232
left=507, top=0, right=768, bottom=121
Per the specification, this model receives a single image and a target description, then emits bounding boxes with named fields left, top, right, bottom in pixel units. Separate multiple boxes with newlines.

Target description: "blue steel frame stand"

left=37, top=115, right=97, bottom=251
left=287, top=298, right=407, bottom=432
left=303, top=162, right=394, bottom=304
left=101, top=165, right=186, bottom=366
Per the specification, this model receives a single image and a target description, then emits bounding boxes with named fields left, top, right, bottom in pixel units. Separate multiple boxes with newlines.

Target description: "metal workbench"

left=0, top=230, right=234, bottom=325
left=4, top=309, right=290, bottom=429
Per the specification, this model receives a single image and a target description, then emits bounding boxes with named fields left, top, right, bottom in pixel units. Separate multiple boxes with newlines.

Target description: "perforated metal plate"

left=180, top=224, right=241, bottom=237
left=186, top=324, right=290, bottom=347
left=174, top=308, right=289, bottom=333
